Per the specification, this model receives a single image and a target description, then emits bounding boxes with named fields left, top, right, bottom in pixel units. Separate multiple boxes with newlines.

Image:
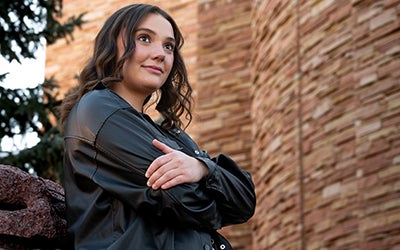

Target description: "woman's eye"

left=138, top=35, right=150, bottom=43
left=164, top=43, right=175, bottom=51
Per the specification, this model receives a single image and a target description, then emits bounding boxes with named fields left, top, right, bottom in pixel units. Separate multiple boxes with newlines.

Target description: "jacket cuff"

left=194, top=157, right=221, bottom=191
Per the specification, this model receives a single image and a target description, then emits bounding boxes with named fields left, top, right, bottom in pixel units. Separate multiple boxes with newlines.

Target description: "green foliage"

left=0, top=0, right=85, bottom=63
left=0, top=0, right=85, bottom=182
left=0, top=79, right=62, bottom=180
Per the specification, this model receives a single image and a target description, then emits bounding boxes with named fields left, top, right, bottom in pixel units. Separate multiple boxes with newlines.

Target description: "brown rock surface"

left=0, top=164, right=69, bottom=249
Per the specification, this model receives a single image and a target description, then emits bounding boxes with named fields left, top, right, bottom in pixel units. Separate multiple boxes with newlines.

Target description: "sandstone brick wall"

left=251, top=0, right=301, bottom=248
left=252, top=0, right=400, bottom=249
left=196, top=1, right=253, bottom=248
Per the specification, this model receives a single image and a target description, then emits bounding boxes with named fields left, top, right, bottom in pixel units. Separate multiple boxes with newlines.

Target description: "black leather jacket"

left=63, top=83, right=256, bottom=250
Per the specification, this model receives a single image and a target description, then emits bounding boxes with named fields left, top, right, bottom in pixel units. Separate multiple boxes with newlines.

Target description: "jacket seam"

left=91, top=108, right=146, bottom=178
left=91, top=108, right=122, bottom=180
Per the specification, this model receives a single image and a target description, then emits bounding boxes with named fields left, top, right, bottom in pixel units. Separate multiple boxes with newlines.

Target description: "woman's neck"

left=109, top=83, right=145, bottom=113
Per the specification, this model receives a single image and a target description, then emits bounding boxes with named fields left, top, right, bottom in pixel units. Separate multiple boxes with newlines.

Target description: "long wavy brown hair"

left=60, top=4, right=193, bottom=130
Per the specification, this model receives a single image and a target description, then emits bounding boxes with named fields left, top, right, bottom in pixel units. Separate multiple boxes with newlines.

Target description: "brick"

left=330, top=2, right=352, bottom=23
left=360, top=73, right=378, bottom=86
left=365, top=138, right=390, bottom=157
left=356, top=6, right=380, bottom=24
left=370, top=8, right=397, bottom=30
left=323, top=182, right=341, bottom=198
left=358, top=154, right=391, bottom=175
left=358, top=174, right=379, bottom=189
left=363, top=185, right=392, bottom=200
left=356, top=120, right=382, bottom=138
left=378, top=59, right=400, bottom=79
left=383, top=109, right=400, bottom=127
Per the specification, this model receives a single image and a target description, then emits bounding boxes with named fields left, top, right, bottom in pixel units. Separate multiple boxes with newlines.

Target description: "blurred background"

left=1, top=0, right=399, bottom=249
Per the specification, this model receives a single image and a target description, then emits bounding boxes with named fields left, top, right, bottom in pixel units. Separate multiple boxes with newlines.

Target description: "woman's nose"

left=151, top=43, right=166, bottom=62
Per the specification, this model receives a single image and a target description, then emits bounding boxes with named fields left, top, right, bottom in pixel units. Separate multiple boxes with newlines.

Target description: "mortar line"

left=296, top=0, right=306, bottom=249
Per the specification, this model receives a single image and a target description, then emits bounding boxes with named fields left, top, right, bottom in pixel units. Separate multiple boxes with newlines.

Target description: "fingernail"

left=147, top=181, right=151, bottom=186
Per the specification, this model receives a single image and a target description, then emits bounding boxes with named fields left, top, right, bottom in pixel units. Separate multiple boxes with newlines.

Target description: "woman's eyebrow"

left=135, top=27, right=175, bottom=43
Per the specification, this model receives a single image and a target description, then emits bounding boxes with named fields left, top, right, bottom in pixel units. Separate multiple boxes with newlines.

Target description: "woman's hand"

left=145, top=139, right=209, bottom=190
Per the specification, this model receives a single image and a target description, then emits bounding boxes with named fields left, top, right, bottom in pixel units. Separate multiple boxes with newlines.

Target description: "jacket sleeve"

left=196, top=153, right=256, bottom=227
left=89, top=109, right=222, bottom=230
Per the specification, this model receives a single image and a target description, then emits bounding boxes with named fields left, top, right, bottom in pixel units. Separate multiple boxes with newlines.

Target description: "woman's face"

left=117, top=13, right=175, bottom=101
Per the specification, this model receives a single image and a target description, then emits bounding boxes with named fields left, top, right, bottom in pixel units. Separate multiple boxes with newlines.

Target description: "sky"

left=0, top=45, right=46, bottom=152
left=0, top=46, right=46, bottom=89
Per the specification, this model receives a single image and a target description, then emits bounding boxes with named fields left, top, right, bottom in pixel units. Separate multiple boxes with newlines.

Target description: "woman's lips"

left=143, top=65, right=163, bottom=74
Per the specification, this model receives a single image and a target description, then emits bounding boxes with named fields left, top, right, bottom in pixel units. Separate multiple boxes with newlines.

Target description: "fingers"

left=146, top=151, right=187, bottom=189
left=159, top=176, right=185, bottom=189
left=146, top=155, right=173, bottom=188
left=145, top=139, right=171, bottom=179
left=152, top=139, right=173, bottom=154
left=148, top=167, right=186, bottom=190
left=145, top=139, right=208, bottom=190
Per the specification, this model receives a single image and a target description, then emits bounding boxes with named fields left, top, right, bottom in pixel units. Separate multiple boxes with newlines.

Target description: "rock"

left=0, top=164, right=70, bottom=249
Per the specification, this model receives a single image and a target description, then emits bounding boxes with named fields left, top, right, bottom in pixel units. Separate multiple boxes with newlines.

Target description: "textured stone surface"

left=252, top=0, right=400, bottom=249
left=0, top=165, right=68, bottom=249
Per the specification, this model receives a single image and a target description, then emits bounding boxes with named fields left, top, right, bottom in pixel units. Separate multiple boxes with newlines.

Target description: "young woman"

left=61, top=4, right=256, bottom=249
